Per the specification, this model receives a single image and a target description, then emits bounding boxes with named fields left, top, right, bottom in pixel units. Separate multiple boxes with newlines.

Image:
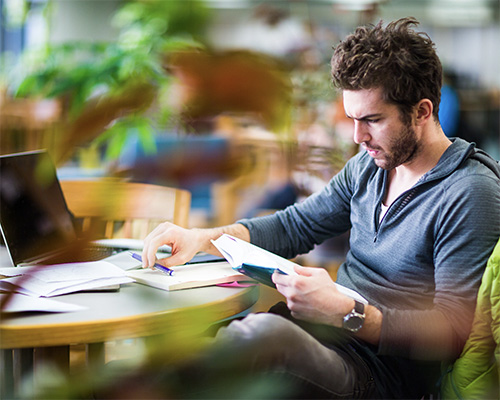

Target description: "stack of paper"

left=0, top=261, right=133, bottom=297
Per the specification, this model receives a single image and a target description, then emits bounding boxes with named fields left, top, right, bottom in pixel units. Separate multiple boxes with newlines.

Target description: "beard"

left=374, top=123, right=421, bottom=170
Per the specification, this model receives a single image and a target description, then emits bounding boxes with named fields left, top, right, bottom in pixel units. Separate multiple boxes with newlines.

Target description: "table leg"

left=1, top=347, right=36, bottom=399
left=34, top=345, right=70, bottom=373
left=16, top=348, right=34, bottom=395
left=1, top=349, right=14, bottom=399
left=87, top=342, right=105, bottom=369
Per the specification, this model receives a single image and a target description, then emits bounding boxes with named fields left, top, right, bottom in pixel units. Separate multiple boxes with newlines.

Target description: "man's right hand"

left=141, top=222, right=251, bottom=269
left=141, top=222, right=205, bottom=269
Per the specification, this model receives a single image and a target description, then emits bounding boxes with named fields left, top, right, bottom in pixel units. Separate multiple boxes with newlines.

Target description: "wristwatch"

left=343, top=300, right=365, bottom=332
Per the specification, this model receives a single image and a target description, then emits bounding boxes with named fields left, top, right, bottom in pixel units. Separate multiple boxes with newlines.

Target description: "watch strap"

left=354, top=300, right=365, bottom=315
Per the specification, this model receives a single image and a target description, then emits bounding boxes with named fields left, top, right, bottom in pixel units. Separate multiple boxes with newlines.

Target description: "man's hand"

left=142, top=222, right=204, bottom=268
left=272, top=264, right=383, bottom=344
left=272, top=265, right=353, bottom=327
left=141, top=222, right=251, bottom=269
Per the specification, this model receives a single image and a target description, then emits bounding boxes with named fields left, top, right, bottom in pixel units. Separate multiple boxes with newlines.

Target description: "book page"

left=212, top=235, right=298, bottom=275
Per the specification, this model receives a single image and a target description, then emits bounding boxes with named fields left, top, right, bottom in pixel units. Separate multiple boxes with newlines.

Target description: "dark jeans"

left=197, top=302, right=380, bottom=399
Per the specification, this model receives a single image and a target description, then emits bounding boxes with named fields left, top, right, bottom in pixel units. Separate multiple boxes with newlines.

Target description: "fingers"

left=142, top=222, right=177, bottom=269
left=294, top=264, right=318, bottom=276
left=272, top=270, right=296, bottom=299
left=271, top=269, right=288, bottom=286
left=155, top=251, right=190, bottom=269
left=141, top=222, right=204, bottom=269
left=272, top=266, right=333, bottom=300
left=272, top=266, right=315, bottom=289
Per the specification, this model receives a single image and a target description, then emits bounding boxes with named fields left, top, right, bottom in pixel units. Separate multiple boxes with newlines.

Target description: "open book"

left=212, top=234, right=368, bottom=304
left=126, top=261, right=252, bottom=291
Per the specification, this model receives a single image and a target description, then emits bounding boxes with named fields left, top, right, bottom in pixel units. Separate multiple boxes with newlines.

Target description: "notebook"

left=126, top=261, right=249, bottom=291
left=0, top=150, right=135, bottom=267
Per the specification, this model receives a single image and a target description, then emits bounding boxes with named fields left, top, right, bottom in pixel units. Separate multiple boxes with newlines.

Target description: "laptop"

left=0, top=150, right=140, bottom=268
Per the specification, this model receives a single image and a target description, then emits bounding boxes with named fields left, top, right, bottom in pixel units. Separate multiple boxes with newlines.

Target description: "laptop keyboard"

left=81, top=246, right=119, bottom=261
left=42, top=246, right=118, bottom=264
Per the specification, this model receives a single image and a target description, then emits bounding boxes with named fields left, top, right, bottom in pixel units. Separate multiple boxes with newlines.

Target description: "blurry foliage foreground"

left=3, top=0, right=209, bottom=163
left=165, top=50, right=292, bottom=134
left=2, top=0, right=293, bottom=170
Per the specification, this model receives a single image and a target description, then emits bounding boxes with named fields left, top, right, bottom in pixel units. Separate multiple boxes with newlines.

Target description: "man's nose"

left=353, top=121, right=370, bottom=144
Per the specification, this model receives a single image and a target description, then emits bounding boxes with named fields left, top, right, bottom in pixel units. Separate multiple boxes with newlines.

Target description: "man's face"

left=343, top=88, right=421, bottom=170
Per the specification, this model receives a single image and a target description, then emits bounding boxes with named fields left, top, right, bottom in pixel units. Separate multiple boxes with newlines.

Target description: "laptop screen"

left=0, top=150, right=77, bottom=265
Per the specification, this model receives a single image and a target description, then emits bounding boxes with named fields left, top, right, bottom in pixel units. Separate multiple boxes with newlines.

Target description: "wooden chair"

left=60, top=179, right=191, bottom=239
left=59, top=179, right=191, bottom=369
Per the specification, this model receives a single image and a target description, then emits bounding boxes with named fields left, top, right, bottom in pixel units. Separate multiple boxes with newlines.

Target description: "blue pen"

left=130, top=252, right=175, bottom=276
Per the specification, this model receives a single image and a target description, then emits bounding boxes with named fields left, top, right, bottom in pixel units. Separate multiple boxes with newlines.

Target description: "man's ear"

left=414, top=99, right=433, bottom=126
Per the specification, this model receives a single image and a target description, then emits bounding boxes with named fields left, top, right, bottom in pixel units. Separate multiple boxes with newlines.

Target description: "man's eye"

left=367, top=119, right=380, bottom=124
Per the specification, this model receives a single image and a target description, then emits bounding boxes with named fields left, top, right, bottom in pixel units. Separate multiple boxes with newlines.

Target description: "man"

left=142, top=18, right=500, bottom=398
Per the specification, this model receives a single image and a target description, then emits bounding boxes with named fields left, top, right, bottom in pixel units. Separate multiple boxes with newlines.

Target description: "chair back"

left=60, top=179, right=191, bottom=239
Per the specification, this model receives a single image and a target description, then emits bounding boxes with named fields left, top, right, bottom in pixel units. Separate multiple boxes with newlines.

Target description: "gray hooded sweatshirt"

left=239, top=138, right=500, bottom=397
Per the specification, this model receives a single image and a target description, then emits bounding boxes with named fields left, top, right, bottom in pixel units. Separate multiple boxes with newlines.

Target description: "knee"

left=215, top=313, right=294, bottom=345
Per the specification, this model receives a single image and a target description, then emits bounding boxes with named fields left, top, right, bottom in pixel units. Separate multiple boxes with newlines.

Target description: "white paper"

left=1, top=294, right=87, bottom=313
left=0, top=261, right=133, bottom=297
left=0, top=261, right=126, bottom=281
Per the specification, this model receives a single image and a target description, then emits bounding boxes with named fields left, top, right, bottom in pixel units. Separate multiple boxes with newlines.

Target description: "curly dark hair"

left=331, top=17, right=442, bottom=123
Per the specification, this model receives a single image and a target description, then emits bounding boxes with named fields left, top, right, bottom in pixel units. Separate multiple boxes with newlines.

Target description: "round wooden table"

left=0, top=281, right=259, bottom=398
left=1, top=283, right=259, bottom=348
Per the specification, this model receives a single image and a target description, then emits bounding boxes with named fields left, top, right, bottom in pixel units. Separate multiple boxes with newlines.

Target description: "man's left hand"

left=272, top=265, right=354, bottom=327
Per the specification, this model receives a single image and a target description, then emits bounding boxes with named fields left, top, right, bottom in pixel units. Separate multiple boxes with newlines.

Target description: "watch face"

left=343, top=315, right=364, bottom=332
left=343, top=301, right=365, bottom=332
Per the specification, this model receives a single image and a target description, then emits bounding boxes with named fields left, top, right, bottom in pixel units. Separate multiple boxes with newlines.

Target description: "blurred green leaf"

left=8, top=0, right=210, bottom=162
left=136, top=117, right=157, bottom=155
left=15, top=74, right=40, bottom=96
left=104, top=122, right=129, bottom=160
left=160, top=37, right=204, bottom=53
